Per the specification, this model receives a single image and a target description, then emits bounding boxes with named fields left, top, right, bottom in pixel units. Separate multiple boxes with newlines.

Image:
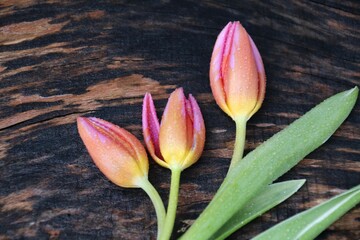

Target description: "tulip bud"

left=142, top=88, right=205, bottom=170
left=77, top=117, right=149, bottom=188
left=210, top=21, right=266, bottom=120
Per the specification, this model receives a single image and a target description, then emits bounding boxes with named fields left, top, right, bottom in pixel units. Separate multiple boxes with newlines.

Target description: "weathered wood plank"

left=0, top=1, right=359, bottom=239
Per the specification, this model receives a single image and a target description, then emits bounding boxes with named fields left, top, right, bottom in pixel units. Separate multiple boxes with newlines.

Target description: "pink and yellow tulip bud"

left=77, top=117, right=149, bottom=188
left=142, top=88, right=205, bottom=170
left=210, top=21, right=266, bottom=120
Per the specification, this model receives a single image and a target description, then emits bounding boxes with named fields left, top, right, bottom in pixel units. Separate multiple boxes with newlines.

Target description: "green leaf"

left=252, top=184, right=360, bottom=240
left=213, top=179, right=306, bottom=240
left=181, top=87, right=358, bottom=240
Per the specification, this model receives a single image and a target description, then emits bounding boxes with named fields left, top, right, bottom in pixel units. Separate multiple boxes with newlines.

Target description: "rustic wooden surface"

left=0, top=1, right=359, bottom=239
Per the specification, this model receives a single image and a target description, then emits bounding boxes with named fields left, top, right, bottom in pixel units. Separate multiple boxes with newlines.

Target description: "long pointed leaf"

left=181, top=87, right=358, bottom=239
left=252, top=184, right=360, bottom=240
left=213, top=179, right=306, bottom=240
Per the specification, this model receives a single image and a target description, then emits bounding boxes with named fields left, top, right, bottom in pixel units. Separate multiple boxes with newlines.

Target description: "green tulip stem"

left=229, top=115, right=248, bottom=172
left=160, top=168, right=182, bottom=240
left=139, top=178, right=166, bottom=240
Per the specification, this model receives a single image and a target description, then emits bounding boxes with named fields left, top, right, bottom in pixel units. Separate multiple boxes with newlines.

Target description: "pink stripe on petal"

left=249, top=36, right=265, bottom=75
left=213, top=22, right=232, bottom=53
left=248, top=36, right=266, bottom=118
left=182, top=94, right=205, bottom=169
left=185, top=98, right=194, bottom=122
left=142, top=93, right=162, bottom=160
left=209, top=22, right=234, bottom=117
left=184, top=98, right=194, bottom=159
left=212, top=22, right=233, bottom=80
left=188, top=94, right=205, bottom=138
left=221, top=22, right=236, bottom=80
left=83, top=117, right=136, bottom=159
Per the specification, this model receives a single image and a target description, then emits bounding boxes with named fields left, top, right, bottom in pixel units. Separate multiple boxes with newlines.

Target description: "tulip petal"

left=142, top=93, right=169, bottom=168
left=210, top=22, right=233, bottom=117
left=248, top=36, right=266, bottom=118
left=77, top=117, right=148, bottom=188
left=159, top=88, right=188, bottom=167
left=182, top=94, right=206, bottom=169
left=224, top=21, right=258, bottom=117
left=221, top=22, right=237, bottom=94
left=185, top=99, right=194, bottom=154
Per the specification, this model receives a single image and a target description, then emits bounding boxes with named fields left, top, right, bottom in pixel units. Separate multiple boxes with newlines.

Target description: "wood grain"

left=0, top=1, right=359, bottom=239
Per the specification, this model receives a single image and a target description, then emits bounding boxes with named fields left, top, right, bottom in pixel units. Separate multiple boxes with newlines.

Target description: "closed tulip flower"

left=77, top=117, right=149, bottom=188
left=77, top=117, right=165, bottom=238
left=210, top=21, right=266, bottom=120
left=210, top=21, right=266, bottom=170
left=142, top=88, right=205, bottom=240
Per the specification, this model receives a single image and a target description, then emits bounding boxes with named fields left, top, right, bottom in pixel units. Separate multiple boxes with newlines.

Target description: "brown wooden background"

left=0, top=1, right=359, bottom=239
